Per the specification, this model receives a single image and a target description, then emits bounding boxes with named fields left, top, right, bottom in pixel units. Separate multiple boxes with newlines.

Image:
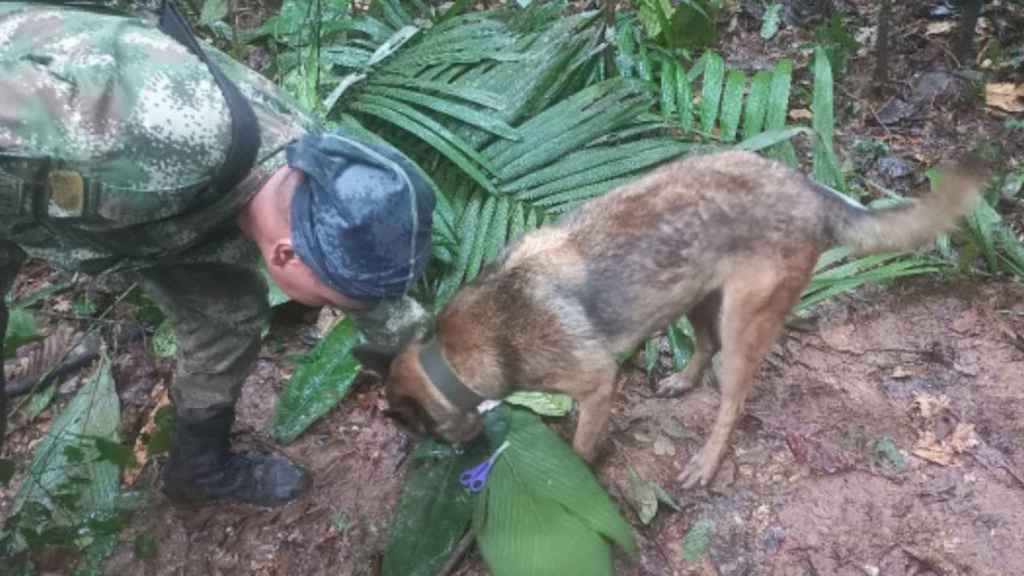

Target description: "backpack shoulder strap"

left=157, top=0, right=261, bottom=198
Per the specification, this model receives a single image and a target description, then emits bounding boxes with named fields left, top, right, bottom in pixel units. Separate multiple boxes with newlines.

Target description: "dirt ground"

left=87, top=277, right=1023, bottom=576
left=2, top=0, right=1023, bottom=575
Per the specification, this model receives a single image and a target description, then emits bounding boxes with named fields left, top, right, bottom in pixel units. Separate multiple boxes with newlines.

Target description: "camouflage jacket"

left=0, top=2, right=321, bottom=274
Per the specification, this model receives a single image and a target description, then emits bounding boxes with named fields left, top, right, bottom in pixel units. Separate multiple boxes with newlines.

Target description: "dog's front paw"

left=655, top=374, right=698, bottom=398
left=677, top=449, right=720, bottom=489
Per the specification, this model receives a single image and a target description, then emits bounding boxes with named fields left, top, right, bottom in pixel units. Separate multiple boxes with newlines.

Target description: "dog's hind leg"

left=677, top=255, right=815, bottom=489
left=656, top=290, right=722, bottom=397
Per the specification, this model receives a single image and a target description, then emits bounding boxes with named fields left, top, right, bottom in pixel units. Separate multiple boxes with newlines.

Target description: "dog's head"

left=382, top=338, right=484, bottom=445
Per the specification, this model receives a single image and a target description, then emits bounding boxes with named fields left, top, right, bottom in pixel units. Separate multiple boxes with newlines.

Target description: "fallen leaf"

left=986, top=83, right=1024, bottom=113
left=949, top=422, right=979, bottom=453
left=124, top=388, right=170, bottom=486
left=788, top=108, right=813, bottom=121
left=681, top=518, right=714, bottom=562
left=925, top=21, right=955, bottom=36
left=912, top=431, right=953, bottom=466
left=627, top=468, right=659, bottom=525
left=911, top=391, right=950, bottom=420
left=653, top=435, right=676, bottom=457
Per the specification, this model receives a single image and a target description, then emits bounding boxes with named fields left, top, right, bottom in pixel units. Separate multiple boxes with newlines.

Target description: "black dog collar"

left=418, top=338, right=485, bottom=413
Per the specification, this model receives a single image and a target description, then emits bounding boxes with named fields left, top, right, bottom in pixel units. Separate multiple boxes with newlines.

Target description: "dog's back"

left=436, top=149, right=985, bottom=397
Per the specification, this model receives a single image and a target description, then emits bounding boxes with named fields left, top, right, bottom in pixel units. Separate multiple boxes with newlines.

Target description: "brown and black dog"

left=382, top=150, right=985, bottom=489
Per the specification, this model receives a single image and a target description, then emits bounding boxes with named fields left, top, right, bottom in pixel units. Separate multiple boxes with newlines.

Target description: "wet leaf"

left=92, top=437, right=138, bottom=470
left=504, top=391, right=574, bottom=417
left=653, top=435, right=676, bottom=457
left=653, top=482, right=680, bottom=512
left=627, top=468, right=659, bottom=525
left=760, top=3, right=783, bottom=40
left=200, top=0, right=229, bottom=25
left=873, top=436, right=906, bottom=471
left=681, top=518, right=714, bottom=561
left=381, top=438, right=488, bottom=576
left=271, top=317, right=366, bottom=444
left=151, top=319, right=177, bottom=359
left=0, top=457, right=14, bottom=487
left=985, top=83, right=1024, bottom=113
left=133, top=534, right=158, bottom=560
left=4, top=307, right=40, bottom=357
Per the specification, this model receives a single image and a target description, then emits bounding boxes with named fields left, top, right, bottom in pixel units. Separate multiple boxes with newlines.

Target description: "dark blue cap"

left=287, top=132, right=435, bottom=301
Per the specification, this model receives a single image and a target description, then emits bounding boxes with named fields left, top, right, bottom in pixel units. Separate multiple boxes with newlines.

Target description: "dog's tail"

left=824, top=161, right=989, bottom=256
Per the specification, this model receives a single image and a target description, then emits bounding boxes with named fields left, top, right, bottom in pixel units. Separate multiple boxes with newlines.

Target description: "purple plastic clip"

left=459, top=441, right=510, bottom=493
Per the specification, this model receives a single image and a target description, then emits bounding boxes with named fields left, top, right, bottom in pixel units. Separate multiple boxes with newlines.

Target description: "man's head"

left=240, top=132, right=435, bottom=312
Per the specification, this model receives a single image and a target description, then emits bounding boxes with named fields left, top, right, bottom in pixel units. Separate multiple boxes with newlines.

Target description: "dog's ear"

left=352, top=345, right=396, bottom=378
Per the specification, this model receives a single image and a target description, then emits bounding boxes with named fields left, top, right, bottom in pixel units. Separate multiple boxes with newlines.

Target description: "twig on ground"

left=437, top=528, right=476, bottom=576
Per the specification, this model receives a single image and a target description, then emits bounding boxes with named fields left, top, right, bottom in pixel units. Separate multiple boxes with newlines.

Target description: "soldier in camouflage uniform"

left=0, top=2, right=434, bottom=507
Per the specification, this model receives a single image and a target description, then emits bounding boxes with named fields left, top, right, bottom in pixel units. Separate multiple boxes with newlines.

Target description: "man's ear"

left=270, top=240, right=297, bottom=269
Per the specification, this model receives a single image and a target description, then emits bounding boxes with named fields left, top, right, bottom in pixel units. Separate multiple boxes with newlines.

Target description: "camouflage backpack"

left=0, top=1, right=316, bottom=270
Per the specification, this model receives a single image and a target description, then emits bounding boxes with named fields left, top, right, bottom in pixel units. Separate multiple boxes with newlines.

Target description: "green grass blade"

left=719, top=70, right=747, bottom=142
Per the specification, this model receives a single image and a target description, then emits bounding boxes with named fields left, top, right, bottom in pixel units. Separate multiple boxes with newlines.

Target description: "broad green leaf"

left=743, top=70, right=772, bottom=140
left=92, top=437, right=138, bottom=470
left=200, top=0, right=229, bottom=25
left=504, top=391, right=574, bottom=417
left=474, top=407, right=635, bottom=576
left=670, top=0, right=718, bottom=50
left=11, top=353, right=120, bottom=548
left=4, top=307, right=39, bottom=357
left=381, top=439, right=488, bottom=576
left=760, top=3, right=783, bottom=40
left=271, top=317, right=366, bottom=444
left=699, top=53, right=725, bottom=135
left=682, top=518, right=714, bottom=561
left=719, top=70, right=747, bottom=142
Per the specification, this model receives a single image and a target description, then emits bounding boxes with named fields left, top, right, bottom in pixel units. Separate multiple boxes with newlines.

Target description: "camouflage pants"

left=0, top=238, right=268, bottom=418
left=135, top=262, right=268, bottom=417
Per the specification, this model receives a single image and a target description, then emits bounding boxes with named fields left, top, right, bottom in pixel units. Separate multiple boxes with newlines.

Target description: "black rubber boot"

left=161, top=407, right=309, bottom=507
